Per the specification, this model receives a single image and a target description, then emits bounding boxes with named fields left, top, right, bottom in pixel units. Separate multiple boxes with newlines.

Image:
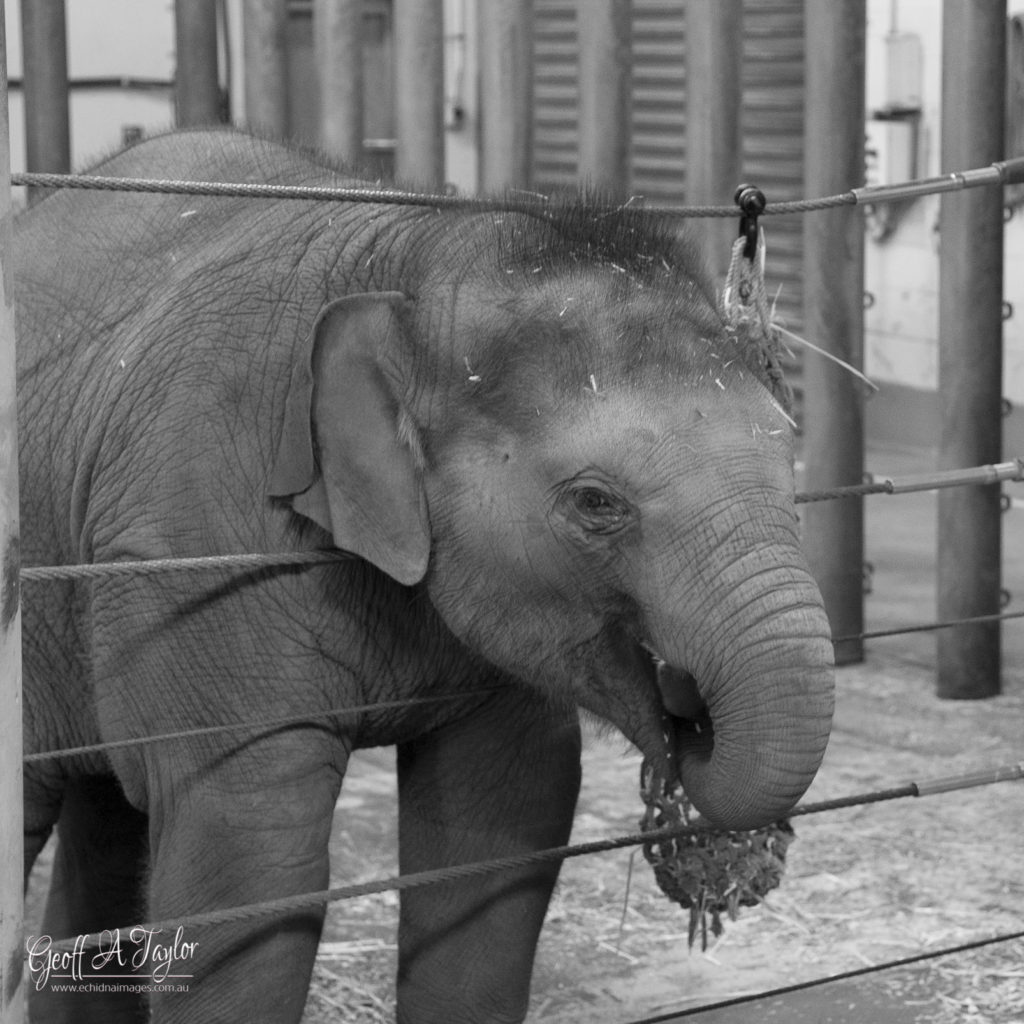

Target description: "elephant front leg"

left=141, top=751, right=343, bottom=1024
left=396, top=691, right=582, bottom=1024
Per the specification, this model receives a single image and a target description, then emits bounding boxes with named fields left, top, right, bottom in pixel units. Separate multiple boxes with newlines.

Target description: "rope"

left=796, top=481, right=893, bottom=503
left=20, top=604, right=1023, bottom=762
left=39, top=761, right=1024, bottom=954
left=12, top=171, right=470, bottom=210
left=795, top=457, right=1024, bottom=504
left=22, top=688, right=501, bottom=764
left=835, top=609, right=1024, bottom=645
left=19, top=549, right=351, bottom=583
left=12, top=154, right=1024, bottom=216
left=20, top=595, right=1021, bottom=765
left=18, top=459, right=1024, bottom=584
left=619, top=928, right=1024, bottom=1023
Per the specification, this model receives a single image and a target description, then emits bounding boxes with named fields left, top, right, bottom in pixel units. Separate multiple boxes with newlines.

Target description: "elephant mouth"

left=640, top=648, right=715, bottom=781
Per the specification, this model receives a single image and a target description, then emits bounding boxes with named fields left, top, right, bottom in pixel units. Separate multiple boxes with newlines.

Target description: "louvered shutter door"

left=631, top=1, right=687, bottom=202
left=532, top=0, right=805, bottom=334
left=534, top=1, right=578, bottom=190
left=742, top=0, right=805, bottom=332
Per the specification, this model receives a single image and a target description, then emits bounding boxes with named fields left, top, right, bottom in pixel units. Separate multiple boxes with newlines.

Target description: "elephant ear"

left=269, top=292, right=430, bottom=586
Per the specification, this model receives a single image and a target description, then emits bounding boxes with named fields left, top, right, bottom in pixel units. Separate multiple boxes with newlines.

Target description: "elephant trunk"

left=650, top=565, right=835, bottom=831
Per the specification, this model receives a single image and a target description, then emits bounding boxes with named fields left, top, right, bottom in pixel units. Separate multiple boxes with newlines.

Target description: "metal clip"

left=734, top=183, right=766, bottom=261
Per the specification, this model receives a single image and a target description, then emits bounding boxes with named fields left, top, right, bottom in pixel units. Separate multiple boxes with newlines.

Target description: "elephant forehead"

left=531, top=382, right=795, bottom=484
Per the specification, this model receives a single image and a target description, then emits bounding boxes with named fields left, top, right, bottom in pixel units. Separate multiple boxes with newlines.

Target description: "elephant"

left=16, top=128, right=834, bottom=1024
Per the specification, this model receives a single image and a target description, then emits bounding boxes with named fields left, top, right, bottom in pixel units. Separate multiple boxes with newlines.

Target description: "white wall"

left=5, top=0, right=175, bottom=184
left=864, top=0, right=1024, bottom=415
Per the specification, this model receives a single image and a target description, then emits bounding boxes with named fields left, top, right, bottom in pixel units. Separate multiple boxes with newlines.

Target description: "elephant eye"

left=568, top=485, right=631, bottom=534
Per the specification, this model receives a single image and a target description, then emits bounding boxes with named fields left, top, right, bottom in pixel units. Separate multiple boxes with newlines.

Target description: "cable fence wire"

left=618, top=927, right=1024, bottom=1024
left=17, top=459, right=1024, bottom=586
left=36, top=760, right=1024, bottom=957
left=11, top=154, right=1024, bottom=215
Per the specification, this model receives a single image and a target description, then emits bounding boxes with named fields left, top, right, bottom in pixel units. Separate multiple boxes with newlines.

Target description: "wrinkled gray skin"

left=18, top=129, right=834, bottom=1024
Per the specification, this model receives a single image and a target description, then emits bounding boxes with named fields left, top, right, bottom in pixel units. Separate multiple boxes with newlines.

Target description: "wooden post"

left=394, top=0, right=444, bottom=185
left=0, top=5, right=24, bottom=1021
left=801, top=0, right=866, bottom=666
left=243, top=0, right=289, bottom=136
left=683, top=0, right=741, bottom=281
left=478, top=0, right=533, bottom=191
left=175, top=0, right=222, bottom=126
left=314, top=0, right=364, bottom=164
left=936, top=0, right=1006, bottom=699
left=578, top=0, right=631, bottom=200
left=19, top=0, right=70, bottom=206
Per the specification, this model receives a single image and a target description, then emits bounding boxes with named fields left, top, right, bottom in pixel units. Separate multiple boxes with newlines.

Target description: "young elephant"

left=17, top=129, right=834, bottom=1023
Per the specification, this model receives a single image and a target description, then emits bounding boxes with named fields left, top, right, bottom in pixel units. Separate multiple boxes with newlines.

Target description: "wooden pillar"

left=683, top=0, right=741, bottom=281
left=243, top=0, right=289, bottom=136
left=478, top=0, right=533, bottom=191
left=314, top=0, right=364, bottom=164
left=175, top=0, right=222, bottom=126
left=0, top=5, right=24, bottom=1021
left=936, top=0, right=1006, bottom=699
left=578, top=0, right=632, bottom=200
left=801, top=0, right=866, bottom=666
left=394, top=0, right=444, bottom=185
left=19, top=0, right=70, bottom=206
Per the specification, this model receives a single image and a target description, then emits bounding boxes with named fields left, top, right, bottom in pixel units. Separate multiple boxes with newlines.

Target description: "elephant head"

left=270, top=204, right=834, bottom=831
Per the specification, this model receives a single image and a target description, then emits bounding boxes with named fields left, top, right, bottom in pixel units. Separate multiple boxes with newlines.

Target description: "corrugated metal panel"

left=532, top=0, right=805, bottom=334
left=742, top=0, right=805, bottom=332
left=534, top=1, right=578, bottom=189
left=631, top=0, right=686, bottom=202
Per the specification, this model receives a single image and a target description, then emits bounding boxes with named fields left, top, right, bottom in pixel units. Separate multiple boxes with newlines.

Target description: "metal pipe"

left=683, top=0, right=742, bottom=281
left=314, top=0, right=363, bottom=164
left=175, top=0, right=222, bottom=126
left=394, top=0, right=444, bottom=185
left=578, top=0, right=632, bottom=200
left=801, top=0, right=867, bottom=667
left=19, top=0, right=70, bottom=206
left=243, top=0, right=289, bottom=136
left=936, top=0, right=1007, bottom=700
left=478, top=0, right=533, bottom=191
left=0, top=6, right=24, bottom=1020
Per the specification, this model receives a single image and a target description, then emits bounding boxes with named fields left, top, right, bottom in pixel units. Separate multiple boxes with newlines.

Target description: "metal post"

left=314, top=0, right=364, bottom=164
left=578, top=0, right=632, bottom=200
left=801, top=0, right=866, bottom=666
left=683, top=0, right=741, bottom=281
left=394, top=0, right=444, bottom=185
left=19, top=0, right=69, bottom=206
left=936, top=0, right=1006, bottom=699
left=243, top=0, right=289, bottom=136
left=0, top=5, right=24, bottom=1021
left=175, top=0, right=222, bottom=126
left=478, top=0, right=534, bottom=191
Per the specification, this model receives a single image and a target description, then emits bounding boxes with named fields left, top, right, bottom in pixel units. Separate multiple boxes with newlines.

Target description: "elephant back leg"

left=28, top=775, right=149, bottom=1024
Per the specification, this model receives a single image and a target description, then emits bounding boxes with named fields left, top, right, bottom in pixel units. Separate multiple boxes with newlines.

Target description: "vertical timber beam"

left=937, top=0, right=1006, bottom=699
left=19, top=0, right=70, bottom=207
left=314, top=0, right=364, bottom=164
left=683, top=0, right=741, bottom=282
left=395, top=0, right=445, bottom=185
left=243, top=0, right=289, bottom=136
left=802, top=0, right=866, bottom=666
left=175, top=0, right=222, bottom=126
left=0, top=5, right=24, bottom=1021
left=478, top=0, right=533, bottom=191
left=578, top=0, right=632, bottom=200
